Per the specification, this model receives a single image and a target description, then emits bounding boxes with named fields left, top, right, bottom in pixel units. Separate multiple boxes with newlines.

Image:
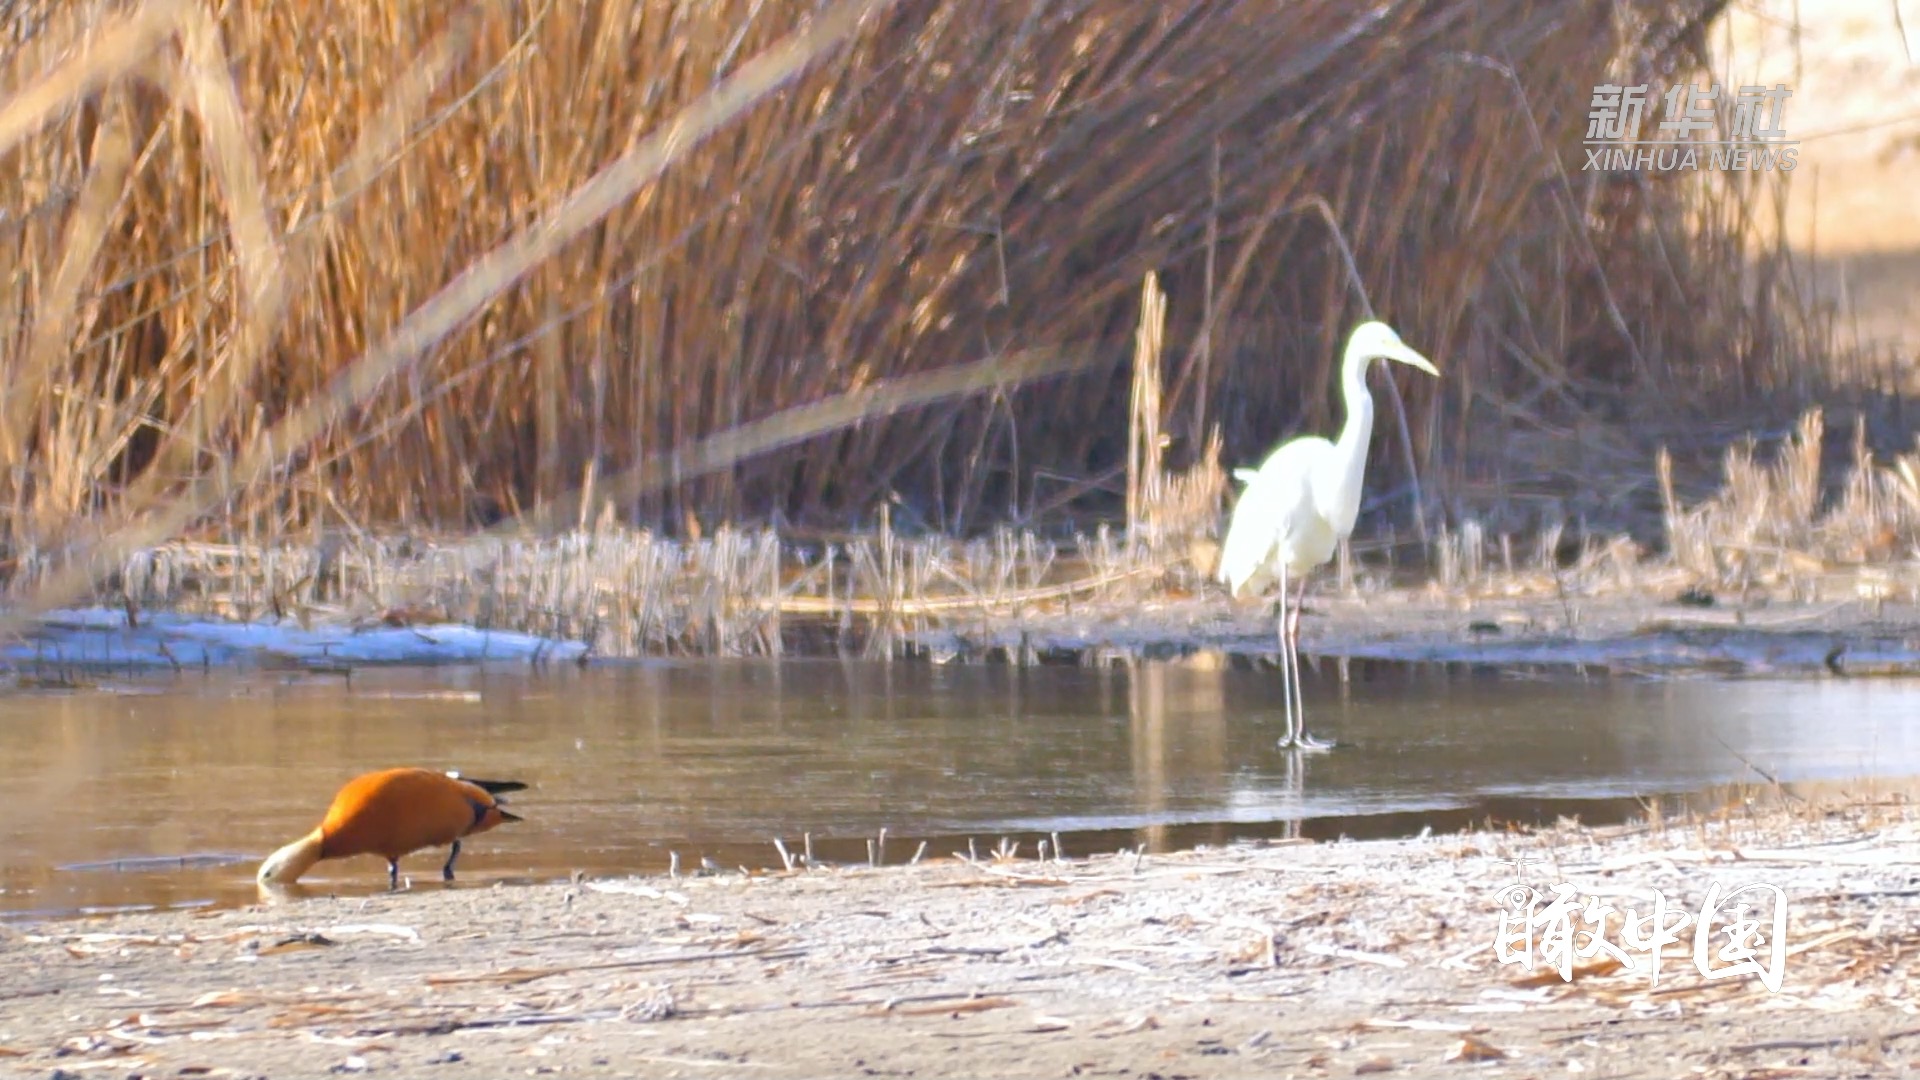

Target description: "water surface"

left=3, top=660, right=1916, bottom=920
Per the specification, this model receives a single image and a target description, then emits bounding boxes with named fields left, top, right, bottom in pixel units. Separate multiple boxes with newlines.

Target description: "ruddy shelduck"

left=257, top=767, right=527, bottom=890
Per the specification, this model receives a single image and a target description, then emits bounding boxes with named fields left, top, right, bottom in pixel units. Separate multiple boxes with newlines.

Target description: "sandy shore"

left=917, top=576, right=1920, bottom=677
left=4, top=793, right=1916, bottom=1079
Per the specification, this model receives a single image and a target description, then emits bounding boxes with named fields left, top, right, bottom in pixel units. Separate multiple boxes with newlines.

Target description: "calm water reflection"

left=3, top=660, right=1917, bottom=919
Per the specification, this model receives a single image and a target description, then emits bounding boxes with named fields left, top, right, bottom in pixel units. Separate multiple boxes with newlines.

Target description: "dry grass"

left=10, top=272, right=1200, bottom=663
left=0, top=0, right=1860, bottom=619
left=39, top=391, right=1920, bottom=663
left=82, top=522, right=1199, bottom=660
left=1413, top=399, right=1920, bottom=622
left=1658, top=407, right=1920, bottom=593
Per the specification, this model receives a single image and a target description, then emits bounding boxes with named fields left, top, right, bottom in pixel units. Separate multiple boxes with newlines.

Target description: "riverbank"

left=16, top=560, right=1920, bottom=679
left=4, top=792, right=1915, bottom=1078
left=0, top=403, right=1909, bottom=675
left=915, top=576, right=1920, bottom=676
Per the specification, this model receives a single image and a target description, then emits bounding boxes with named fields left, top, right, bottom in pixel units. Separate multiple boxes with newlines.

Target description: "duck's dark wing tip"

left=444, top=770, right=529, bottom=795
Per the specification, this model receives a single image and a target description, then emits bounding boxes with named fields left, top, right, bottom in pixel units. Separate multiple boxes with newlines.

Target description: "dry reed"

left=82, top=521, right=1194, bottom=660
left=1661, top=407, right=1920, bottom=590
left=0, top=0, right=1867, bottom=620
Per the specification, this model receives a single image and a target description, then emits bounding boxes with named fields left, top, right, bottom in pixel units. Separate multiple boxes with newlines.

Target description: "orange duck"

left=257, top=768, right=526, bottom=889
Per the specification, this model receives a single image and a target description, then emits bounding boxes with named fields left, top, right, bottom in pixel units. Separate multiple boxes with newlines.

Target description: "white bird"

left=1217, top=320, right=1438, bottom=751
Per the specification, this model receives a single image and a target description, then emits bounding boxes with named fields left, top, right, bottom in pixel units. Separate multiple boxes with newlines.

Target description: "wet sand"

left=917, top=573, right=1920, bottom=676
left=4, top=792, right=1915, bottom=1079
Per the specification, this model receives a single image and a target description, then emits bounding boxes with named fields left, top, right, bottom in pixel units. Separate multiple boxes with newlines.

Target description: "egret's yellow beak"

left=1385, top=345, right=1438, bottom=377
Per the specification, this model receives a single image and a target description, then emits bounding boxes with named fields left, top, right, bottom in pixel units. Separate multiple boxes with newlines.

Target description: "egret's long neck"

left=1323, top=347, right=1377, bottom=538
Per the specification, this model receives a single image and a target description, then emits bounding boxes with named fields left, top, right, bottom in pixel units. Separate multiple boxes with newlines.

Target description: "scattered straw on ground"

left=3, top=795, right=1916, bottom=1078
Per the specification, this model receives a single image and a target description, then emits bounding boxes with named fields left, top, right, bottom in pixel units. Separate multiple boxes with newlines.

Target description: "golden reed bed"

left=0, top=0, right=1886, bottom=640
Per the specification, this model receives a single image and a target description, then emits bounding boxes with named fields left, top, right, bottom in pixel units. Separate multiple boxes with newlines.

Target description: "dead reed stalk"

left=1126, top=272, right=1167, bottom=554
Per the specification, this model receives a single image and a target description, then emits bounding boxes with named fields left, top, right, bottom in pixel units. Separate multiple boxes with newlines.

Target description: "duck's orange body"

left=257, top=767, right=526, bottom=889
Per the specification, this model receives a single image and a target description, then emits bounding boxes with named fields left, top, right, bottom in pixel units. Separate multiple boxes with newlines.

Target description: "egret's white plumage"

left=1218, top=320, right=1438, bottom=750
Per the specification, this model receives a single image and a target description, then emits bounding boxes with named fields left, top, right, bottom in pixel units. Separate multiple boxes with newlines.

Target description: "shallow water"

left=3, top=660, right=1918, bottom=920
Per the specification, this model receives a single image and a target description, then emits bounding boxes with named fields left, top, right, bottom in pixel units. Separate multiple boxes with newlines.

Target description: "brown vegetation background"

left=0, top=0, right=1846, bottom=568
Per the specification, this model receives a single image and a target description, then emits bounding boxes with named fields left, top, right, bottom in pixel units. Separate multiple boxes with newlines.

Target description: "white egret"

left=1217, top=320, right=1438, bottom=751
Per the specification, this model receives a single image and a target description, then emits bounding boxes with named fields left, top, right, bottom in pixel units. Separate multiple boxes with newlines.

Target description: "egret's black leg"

left=443, top=840, right=462, bottom=882
left=1276, top=563, right=1301, bottom=749
left=1273, top=593, right=1289, bottom=737
left=387, top=859, right=401, bottom=891
left=1292, top=575, right=1333, bottom=752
